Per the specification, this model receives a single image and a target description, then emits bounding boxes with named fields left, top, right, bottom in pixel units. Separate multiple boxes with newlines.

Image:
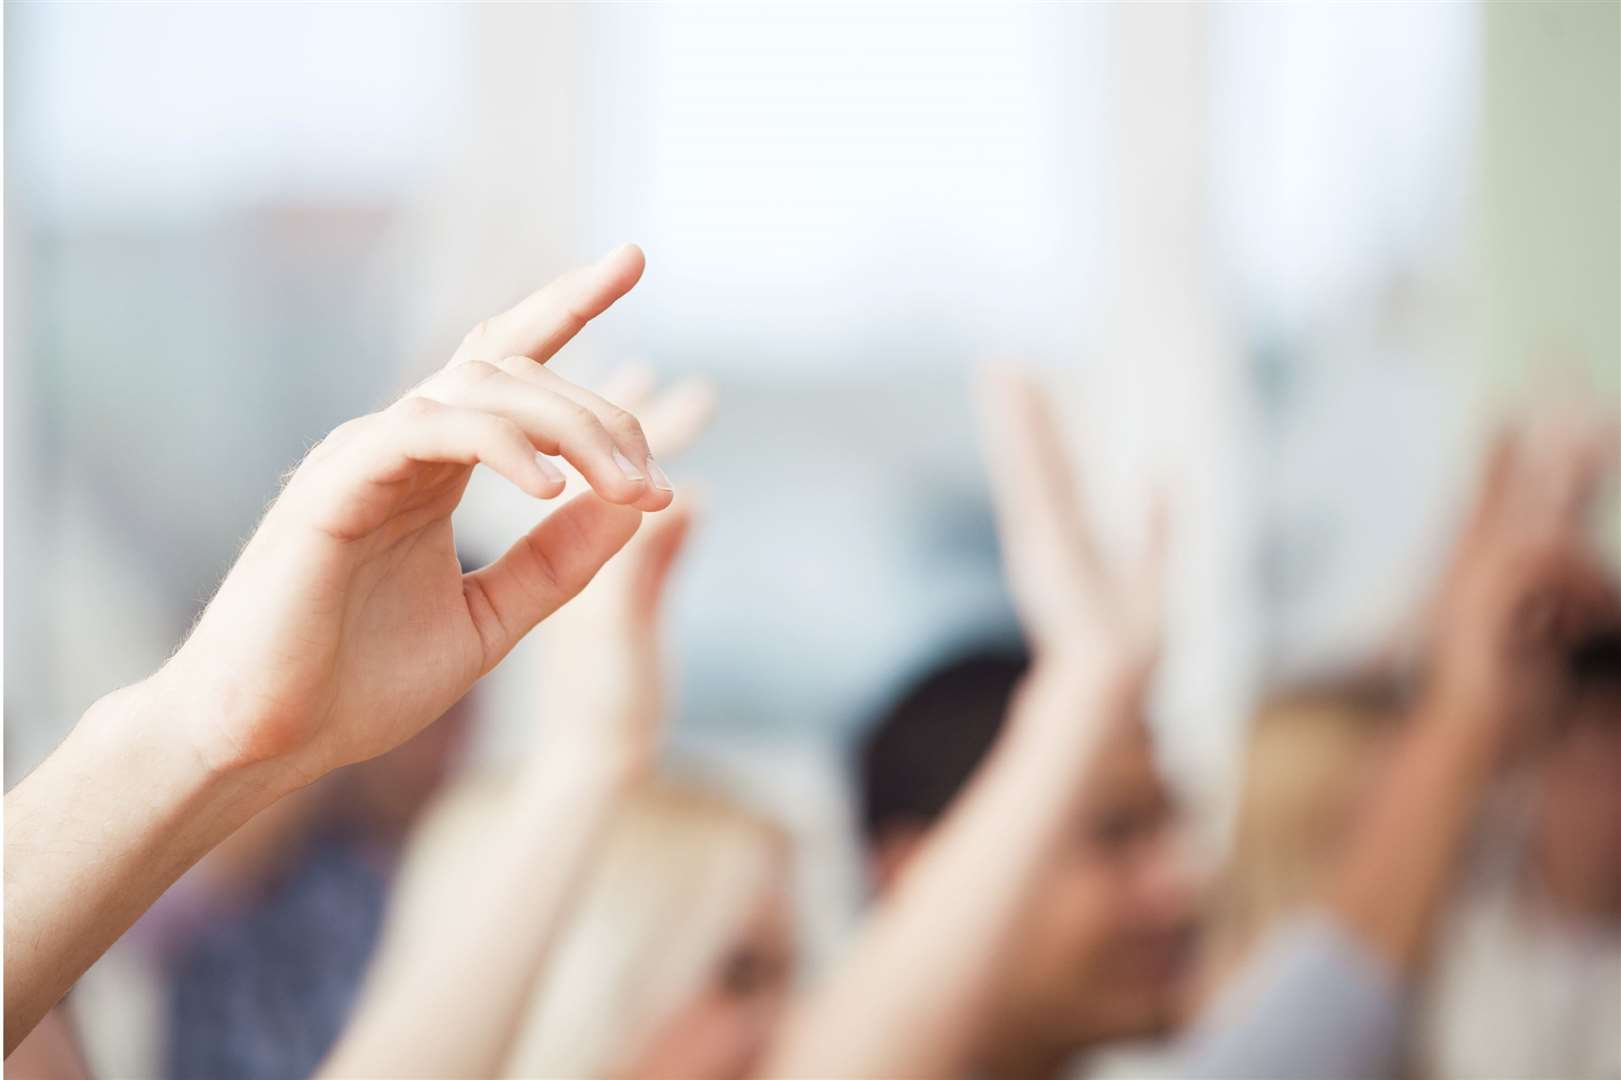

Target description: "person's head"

left=858, top=646, right=1196, bottom=1058
left=506, top=778, right=795, bottom=1080
left=1531, top=635, right=1621, bottom=920
left=1200, top=676, right=1403, bottom=995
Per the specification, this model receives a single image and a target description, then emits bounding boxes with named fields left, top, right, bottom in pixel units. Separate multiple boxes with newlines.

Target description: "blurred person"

left=509, top=780, right=792, bottom=1080
left=1079, top=676, right=1409, bottom=1080
left=1317, top=417, right=1618, bottom=974
left=766, top=366, right=1196, bottom=1079
left=4, top=244, right=674, bottom=1055
left=1194, top=648, right=1621, bottom=1080
left=370, top=776, right=793, bottom=1080
left=319, top=371, right=784, bottom=1080
left=856, top=643, right=1198, bottom=1066
left=1184, top=414, right=1620, bottom=1079
left=771, top=371, right=1619, bottom=1080
left=1194, top=677, right=1404, bottom=1003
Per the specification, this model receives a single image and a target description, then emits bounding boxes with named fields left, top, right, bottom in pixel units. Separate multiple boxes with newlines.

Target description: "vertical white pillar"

left=1105, top=3, right=1258, bottom=846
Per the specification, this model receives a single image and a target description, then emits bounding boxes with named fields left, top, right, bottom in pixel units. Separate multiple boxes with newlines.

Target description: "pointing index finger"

left=453, top=243, right=647, bottom=368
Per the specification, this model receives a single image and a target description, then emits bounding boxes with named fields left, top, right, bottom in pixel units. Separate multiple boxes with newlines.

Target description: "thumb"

left=463, top=492, right=643, bottom=669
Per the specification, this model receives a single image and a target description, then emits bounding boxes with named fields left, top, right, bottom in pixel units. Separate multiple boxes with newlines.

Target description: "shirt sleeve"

left=1174, top=910, right=1407, bottom=1080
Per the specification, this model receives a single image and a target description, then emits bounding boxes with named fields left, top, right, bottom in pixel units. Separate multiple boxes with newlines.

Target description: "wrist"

left=69, top=678, right=300, bottom=867
left=148, top=637, right=331, bottom=786
left=1004, top=648, right=1147, bottom=756
left=101, top=669, right=311, bottom=804
left=1036, top=644, right=1151, bottom=710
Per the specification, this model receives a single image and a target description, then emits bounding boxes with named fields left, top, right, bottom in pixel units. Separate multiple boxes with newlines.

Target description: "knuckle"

left=490, top=415, right=529, bottom=448
left=458, top=359, right=504, bottom=385
left=316, top=415, right=368, bottom=452
left=561, top=299, right=591, bottom=335
left=603, top=404, right=645, bottom=443
left=558, top=398, right=602, bottom=433
left=390, top=395, right=441, bottom=422
left=497, top=354, right=539, bottom=377
left=299, top=411, right=386, bottom=479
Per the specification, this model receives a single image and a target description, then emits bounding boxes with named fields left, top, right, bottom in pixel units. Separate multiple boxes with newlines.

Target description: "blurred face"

left=623, top=860, right=797, bottom=1080
left=873, top=721, right=1196, bottom=1068
left=989, top=723, right=1197, bottom=1056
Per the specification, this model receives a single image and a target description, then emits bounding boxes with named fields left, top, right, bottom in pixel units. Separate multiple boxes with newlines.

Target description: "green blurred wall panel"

left=1483, top=0, right=1621, bottom=395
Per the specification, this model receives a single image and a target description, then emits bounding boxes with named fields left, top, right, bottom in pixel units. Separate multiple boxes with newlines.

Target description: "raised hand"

left=320, top=372, right=713, bottom=1080
left=976, top=366, right=1167, bottom=687
left=5, top=245, right=686, bottom=1056
left=157, top=243, right=672, bottom=782
left=1425, top=416, right=1619, bottom=757
left=534, top=368, right=716, bottom=778
left=1326, top=409, right=1618, bottom=981
left=764, top=368, right=1171, bottom=1080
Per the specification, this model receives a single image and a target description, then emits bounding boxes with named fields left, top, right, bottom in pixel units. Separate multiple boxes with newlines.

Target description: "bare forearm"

left=766, top=661, right=1123, bottom=1080
left=1329, top=696, right=1499, bottom=975
left=4, top=681, right=295, bottom=1055
left=320, top=751, right=630, bottom=1080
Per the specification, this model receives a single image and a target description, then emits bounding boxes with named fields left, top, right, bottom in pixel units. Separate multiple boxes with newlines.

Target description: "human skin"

left=1331, top=421, right=1619, bottom=974
left=3, top=244, right=671, bottom=1056
left=320, top=372, right=713, bottom=1079
left=764, top=367, right=1173, bottom=1080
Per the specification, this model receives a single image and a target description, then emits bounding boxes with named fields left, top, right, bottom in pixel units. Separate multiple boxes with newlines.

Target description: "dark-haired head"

left=855, top=644, right=1195, bottom=1057
left=857, top=646, right=1029, bottom=853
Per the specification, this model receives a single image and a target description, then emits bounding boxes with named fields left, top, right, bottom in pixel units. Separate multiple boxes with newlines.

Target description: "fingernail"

left=646, top=455, right=674, bottom=492
left=533, top=453, right=565, bottom=487
left=611, top=447, right=645, bottom=483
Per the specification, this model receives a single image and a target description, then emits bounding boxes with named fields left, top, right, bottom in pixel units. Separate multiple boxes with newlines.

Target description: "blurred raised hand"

left=1329, top=407, right=1619, bottom=979
left=765, top=368, right=1170, bottom=1080
left=534, top=367, right=716, bottom=778
left=1426, top=414, right=1619, bottom=758
left=321, top=369, right=715, bottom=1080
left=977, top=365, right=1167, bottom=692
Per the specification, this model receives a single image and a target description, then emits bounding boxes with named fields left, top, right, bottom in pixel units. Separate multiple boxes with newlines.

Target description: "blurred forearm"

left=1328, top=692, right=1501, bottom=975
left=324, top=484, right=697, bottom=1078
left=764, top=657, right=1130, bottom=1080
left=318, top=746, right=633, bottom=1080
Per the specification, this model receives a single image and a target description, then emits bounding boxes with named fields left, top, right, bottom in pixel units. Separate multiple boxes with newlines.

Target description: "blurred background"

left=5, top=3, right=1618, bottom=1076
